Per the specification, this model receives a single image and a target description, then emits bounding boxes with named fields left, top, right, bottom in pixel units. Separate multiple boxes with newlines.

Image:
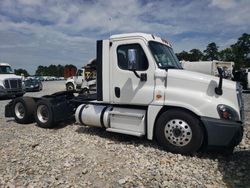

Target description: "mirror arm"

left=215, top=67, right=223, bottom=95
left=132, top=70, right=147, bottom=81
left=133, top=70, right=141, bottom=79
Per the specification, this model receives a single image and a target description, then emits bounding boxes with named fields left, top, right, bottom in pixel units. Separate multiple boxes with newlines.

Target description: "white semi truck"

left=0, top=63, right=25, bottom=98
left=5, top=33, right=244, bottom=154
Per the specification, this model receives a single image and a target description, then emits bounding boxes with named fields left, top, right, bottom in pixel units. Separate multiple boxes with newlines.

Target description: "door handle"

left=115, top=87, right=120, bottom=98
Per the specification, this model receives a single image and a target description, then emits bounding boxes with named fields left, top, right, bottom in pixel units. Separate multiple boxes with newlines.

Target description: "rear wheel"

left=15, top=93, right=24, bottom=97
left=13, top=97, right=36, bottom=124
left=155, top=109, right=204, bottom=155
left=34, top=99, right=55, bottom=128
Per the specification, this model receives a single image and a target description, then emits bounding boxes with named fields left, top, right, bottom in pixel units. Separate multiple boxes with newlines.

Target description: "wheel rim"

left=164, top=119, right=192, bottom=146
left=37, top=104, right=49, bottom=123
left=67, top=84, right=73, bottom=91
left=15, top=102, right=25, bottom=119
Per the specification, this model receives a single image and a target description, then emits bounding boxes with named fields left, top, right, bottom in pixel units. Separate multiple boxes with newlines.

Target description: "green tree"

left=14, top=69, right=29, bottom=77
left=35, top=65, right=46, bottom=76
left=231, top=33, right=250, bottom=69
left=57, top=65, right=64, bottom=77
left=219, top=48, right=234, bottom=61
left=203, top=42, right=219, bottom=61
left=35, top=64, right=65, bottom=76
left=189, top=49, right=204, bottom=61
left=176, top=51, right=190, bottom=61
left=47, top=65, right=57, bottom=76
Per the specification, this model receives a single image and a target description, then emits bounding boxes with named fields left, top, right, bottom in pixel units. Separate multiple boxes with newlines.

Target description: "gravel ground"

left=0, top=81, right=249, bottom=188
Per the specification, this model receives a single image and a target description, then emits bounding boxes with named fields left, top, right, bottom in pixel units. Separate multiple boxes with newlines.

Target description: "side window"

left=117, top=44, right=148, bottom=71
left=77, top=69, right=83, bottom=76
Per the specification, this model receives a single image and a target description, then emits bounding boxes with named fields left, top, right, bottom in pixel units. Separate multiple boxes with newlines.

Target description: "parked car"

left=35, top=76, right=45, bottom=82
left=24, top=78, right=43, bottom=92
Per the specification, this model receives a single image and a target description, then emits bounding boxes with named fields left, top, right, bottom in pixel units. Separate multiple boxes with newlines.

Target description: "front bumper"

left=25, top=86, right=39, bottom=91
left=0, top=88, right=25, bottom=97
left=201, top=117, right=243, bottom=148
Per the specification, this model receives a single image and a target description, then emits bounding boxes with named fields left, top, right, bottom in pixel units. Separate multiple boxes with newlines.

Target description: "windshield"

left=0, top=66, right=14, bottom=74
left=148, top=41, right=182, bottom=69
left=25, top=79, right=39, bottom=84
left=77, top=69, right=83, bottom=76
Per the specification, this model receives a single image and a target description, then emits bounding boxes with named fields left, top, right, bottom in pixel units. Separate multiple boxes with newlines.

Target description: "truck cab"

left=0, top=63, right=25, bottom=98
left=91, top=33, right=244, bottom=153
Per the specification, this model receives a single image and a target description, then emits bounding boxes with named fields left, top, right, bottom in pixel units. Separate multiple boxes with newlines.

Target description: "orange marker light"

left=156, top=94, right=162, bottom=99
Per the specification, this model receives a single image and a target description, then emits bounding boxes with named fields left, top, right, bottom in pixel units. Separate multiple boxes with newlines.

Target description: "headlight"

left=217, top=104, right=239, bottom=121
left=0, top=85, right=4, bottom=90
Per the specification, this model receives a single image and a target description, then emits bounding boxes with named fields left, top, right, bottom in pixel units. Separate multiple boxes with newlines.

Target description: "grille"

left=4, top=79, right=22, bottom=89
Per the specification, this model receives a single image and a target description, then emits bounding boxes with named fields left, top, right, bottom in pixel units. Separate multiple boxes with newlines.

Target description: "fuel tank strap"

left=79, top=104, right=87, bottom=126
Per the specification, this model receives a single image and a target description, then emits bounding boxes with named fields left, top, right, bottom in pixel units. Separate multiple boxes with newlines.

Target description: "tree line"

left=176, top=33, right=250, bottom=69
left=15, top=64, right=77, bottom=77
left=14, top=33, right=249, bottom=76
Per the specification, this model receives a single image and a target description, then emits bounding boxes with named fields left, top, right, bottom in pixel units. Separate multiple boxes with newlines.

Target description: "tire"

left=15, top=93, right=24, bottom=97
left=66, top=83, right=74, bottom=91
left=155, top=109, right=204, bottom=155
left=13, top=97, right=36, bottom=124
left=34, top=99, right=55, bottom=128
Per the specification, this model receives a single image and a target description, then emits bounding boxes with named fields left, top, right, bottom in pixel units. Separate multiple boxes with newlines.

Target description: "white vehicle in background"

left=243, top=67, right=250, bottom=90
left=66, top=59, right=96, bottom=92
left=0, top=63, right=25, bottom=98
left=180, top=60, right=235, bottom=79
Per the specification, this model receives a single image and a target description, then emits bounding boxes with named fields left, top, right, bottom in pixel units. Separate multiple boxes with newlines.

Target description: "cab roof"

left=110, top=32, right=172, bottom=47
left=0, top=63, right=10, bottom=66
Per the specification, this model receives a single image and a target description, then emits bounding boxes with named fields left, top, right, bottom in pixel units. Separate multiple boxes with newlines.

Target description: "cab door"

left=110, top=39, right=155, bottom=105
left=75, top=69, right=84, bottom=88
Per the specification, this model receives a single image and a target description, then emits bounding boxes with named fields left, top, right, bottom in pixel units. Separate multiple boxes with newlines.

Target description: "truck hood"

left=165, top=69, right=239, bottom=119
left=167, top=69, right=235, bottom=91
left=0, top=74, right=22, bottom=81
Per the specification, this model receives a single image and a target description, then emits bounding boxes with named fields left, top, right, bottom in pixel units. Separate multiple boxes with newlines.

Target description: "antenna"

left=108, top=17, right=112, bottom=37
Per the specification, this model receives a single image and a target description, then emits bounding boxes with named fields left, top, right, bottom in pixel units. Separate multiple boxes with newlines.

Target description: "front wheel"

left=155, top=109, right=204, bottom=155
left=66, top=83, right=74, bottom=91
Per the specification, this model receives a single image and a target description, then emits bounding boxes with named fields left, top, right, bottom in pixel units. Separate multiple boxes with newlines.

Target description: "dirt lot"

left=0, top=81, right=249, bottom=188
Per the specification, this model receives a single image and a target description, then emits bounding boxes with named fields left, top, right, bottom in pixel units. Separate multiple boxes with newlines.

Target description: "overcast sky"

left=0, top=0, right=249, bottom=74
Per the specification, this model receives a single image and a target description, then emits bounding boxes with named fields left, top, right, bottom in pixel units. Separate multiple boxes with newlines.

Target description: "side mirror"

left=128, top=49, right=137, bottom=70
left=215, top=67, right=223, bottom=95
left=217, top=66, right=223, bottom=76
